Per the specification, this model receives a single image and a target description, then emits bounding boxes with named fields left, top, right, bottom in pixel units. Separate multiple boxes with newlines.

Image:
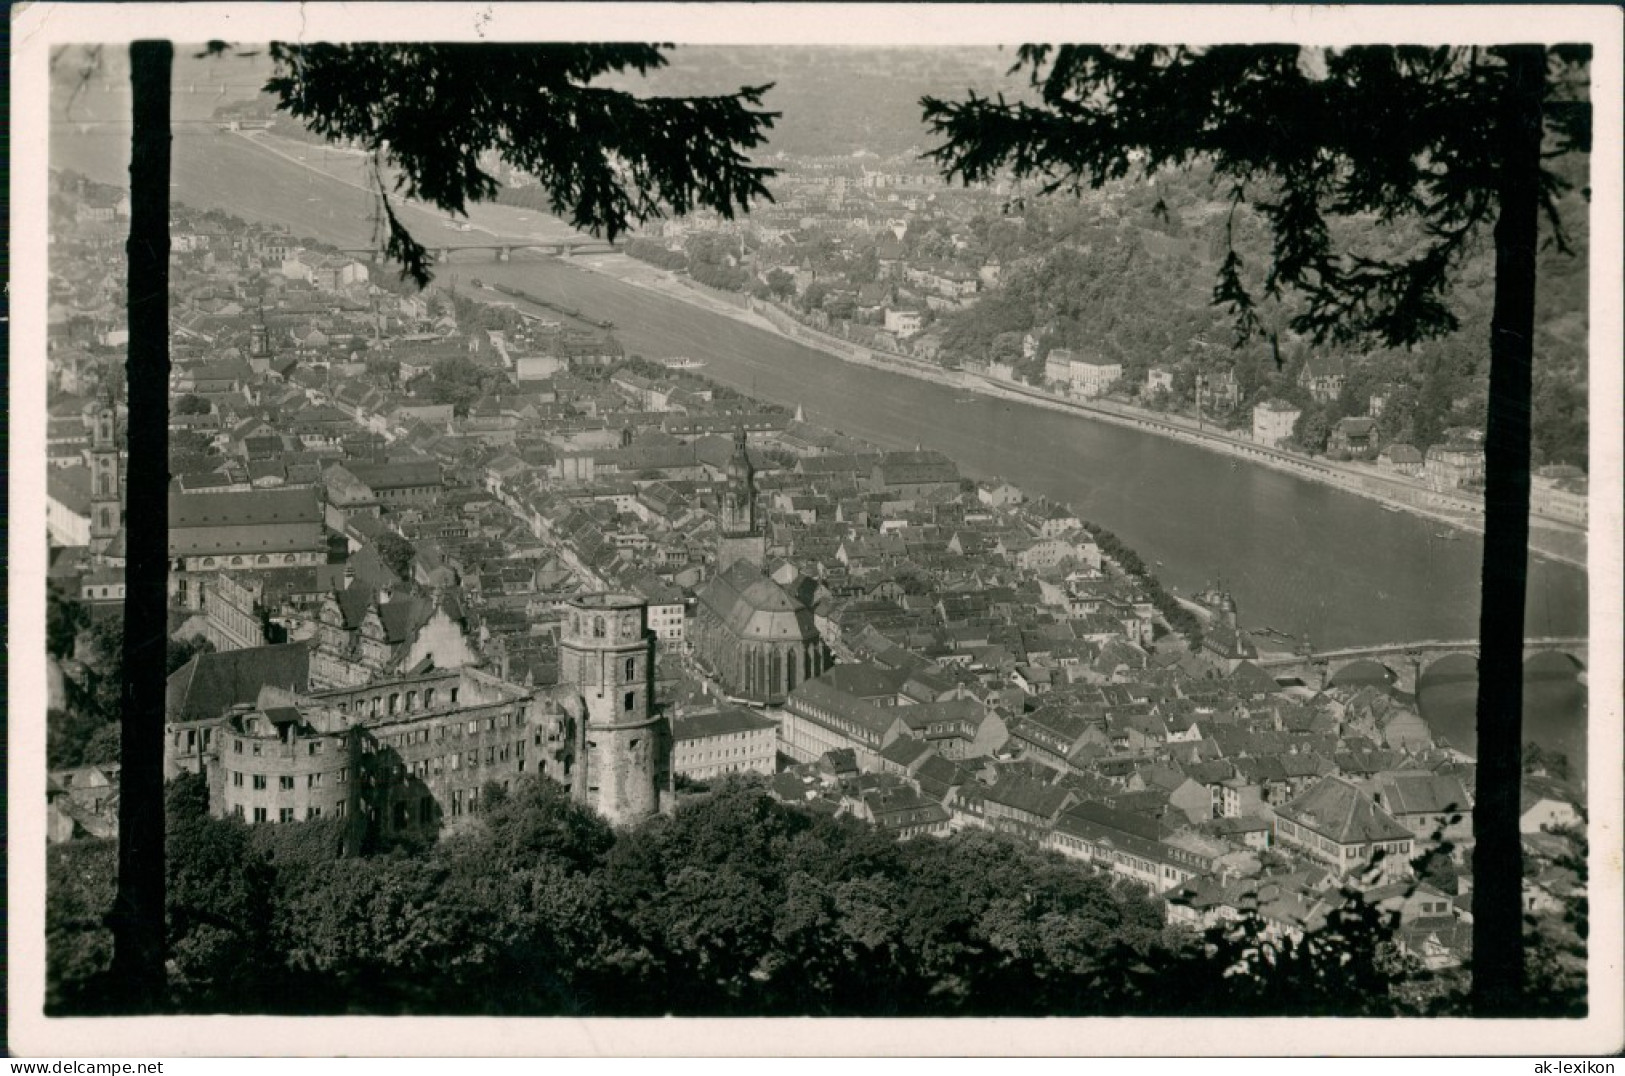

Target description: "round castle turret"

left=559, top=593, right=670, bottom=825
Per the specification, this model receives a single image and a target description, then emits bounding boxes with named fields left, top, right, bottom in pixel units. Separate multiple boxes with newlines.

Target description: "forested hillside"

left=51, top=773, right=1578, bottom=1018
left=935, top=162, right=1591, bottom=468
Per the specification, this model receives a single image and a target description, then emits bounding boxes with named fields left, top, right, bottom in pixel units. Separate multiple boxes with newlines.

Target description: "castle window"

left=308, top=806, right=322, bottom=819
left=624, top=692, right=636, bottom=712
left=254, top=807, right=267, bottom=823
left=450, top=687, right=459, bottom=704
left=406, top=691, right=417, bottom=711
left=593, top=616, right=606, bottom=638
left=253, top=775, right=267, bottom=790
left=389, top=694, right=399, bottom=714
left=233, top=772, right=243, bottom=787
left=280, top=776, right=295, bottom=791
left=625, top=658, right=636, bottom=681
left=424, top=688, right=436, bottom=709
left=234, top=804, right=245, bottom=819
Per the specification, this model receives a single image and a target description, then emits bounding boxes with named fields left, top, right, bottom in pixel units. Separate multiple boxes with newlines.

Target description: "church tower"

left=559, top=593, right=670, bottom=826
left=717, top=428, right=767, bottom=571
left=249, top=299, right=273, bottom=365
left=88, top=390, right=122, bottom=554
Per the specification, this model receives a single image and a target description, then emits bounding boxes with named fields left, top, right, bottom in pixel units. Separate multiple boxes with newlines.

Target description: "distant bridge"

left=334, top=239, right=620, bottom=262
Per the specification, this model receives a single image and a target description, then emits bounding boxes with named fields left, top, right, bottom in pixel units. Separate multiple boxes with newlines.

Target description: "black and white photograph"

left=9, top=2, right=1622, bottom=1058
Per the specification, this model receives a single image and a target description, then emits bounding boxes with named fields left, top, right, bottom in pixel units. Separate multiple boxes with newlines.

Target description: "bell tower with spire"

left=717, top=427, right=766, bottom=572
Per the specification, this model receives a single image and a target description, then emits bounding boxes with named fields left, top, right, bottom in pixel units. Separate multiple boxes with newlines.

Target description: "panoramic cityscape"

left=31, top=33, right=1601, bottom=1035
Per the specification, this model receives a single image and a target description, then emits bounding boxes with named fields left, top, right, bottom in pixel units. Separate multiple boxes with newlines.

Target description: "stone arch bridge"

left=1255, top=635, right=1589, bottom=692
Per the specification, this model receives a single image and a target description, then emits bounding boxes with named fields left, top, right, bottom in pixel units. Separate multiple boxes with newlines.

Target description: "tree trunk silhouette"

left=108, top=38, right=171, bottom=1012
left=1471, top=43, right=1544, bottom=1016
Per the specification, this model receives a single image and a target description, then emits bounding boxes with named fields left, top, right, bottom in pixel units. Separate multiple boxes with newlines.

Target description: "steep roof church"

left=691, top=429, right=827, bottom=706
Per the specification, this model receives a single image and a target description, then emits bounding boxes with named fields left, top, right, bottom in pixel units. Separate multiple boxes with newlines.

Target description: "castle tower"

left=717, top=428, right=766, bottom=571
left=559, top=593, right=670, bottom=826
left=88, top=390, right=122, bottom=554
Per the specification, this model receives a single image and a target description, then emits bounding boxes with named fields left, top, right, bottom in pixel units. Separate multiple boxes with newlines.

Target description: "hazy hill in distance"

left=599, top=45, right=1020, bottom=159
left=50, top=43, right=1017, bottom=162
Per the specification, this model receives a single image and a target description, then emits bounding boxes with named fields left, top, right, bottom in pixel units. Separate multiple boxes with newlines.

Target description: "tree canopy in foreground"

left=923, top=43, right=1591, bottom=1015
